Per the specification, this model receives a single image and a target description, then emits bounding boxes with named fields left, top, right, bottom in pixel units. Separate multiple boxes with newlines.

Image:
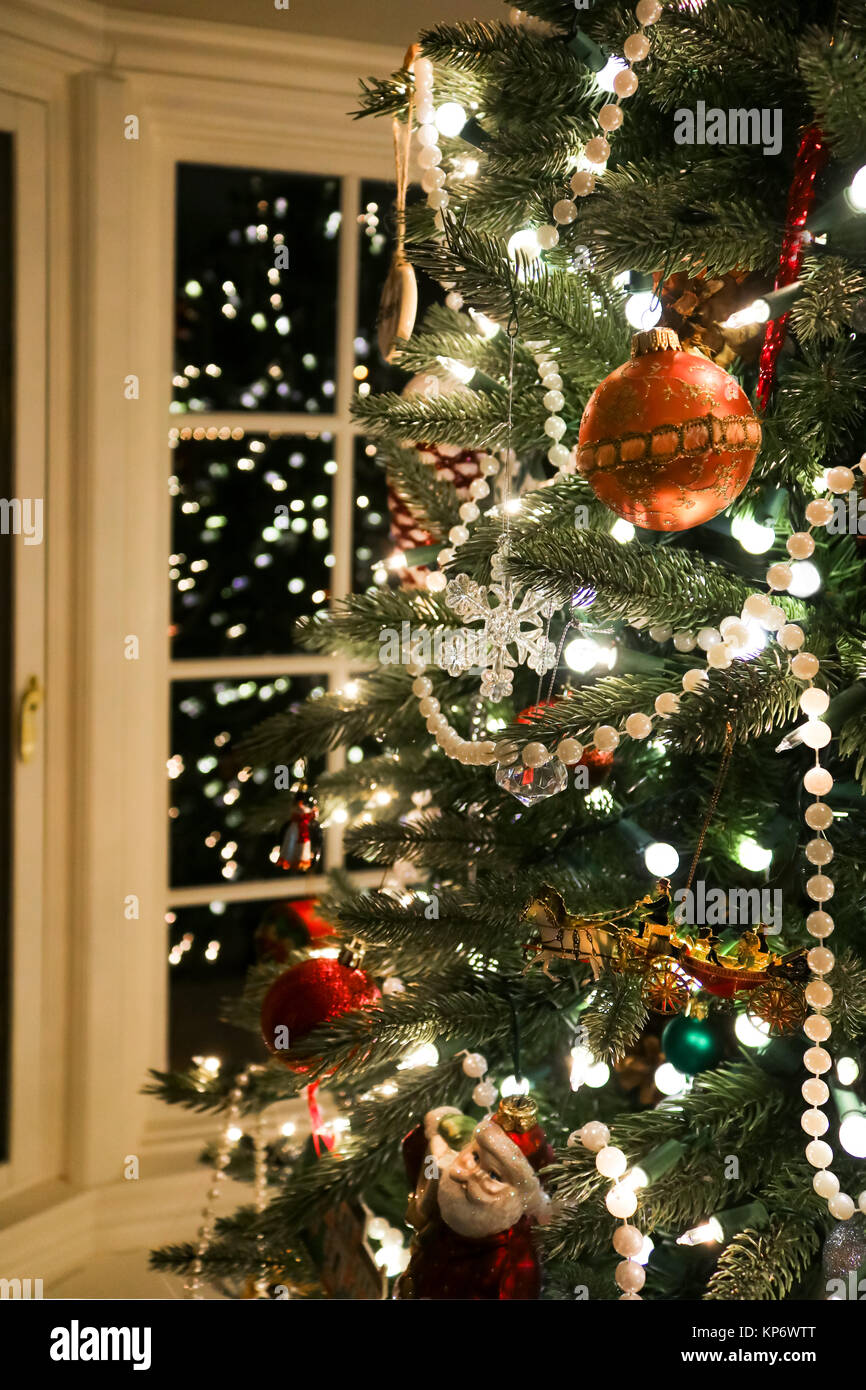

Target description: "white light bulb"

left=436, top=355, right=474, bottom=384
left=677, top=1218, right=723, bottom=1247
left=848, top=164, right=866, bottom=213
left=625, top=291, right=662, bottom=331
left=836, top=1056, right=860, bottom=1086
left=644, top=841, right=679, bottom=876
left=730, top=514, right=775, bottom=554
left=611, top=518, right=635, bottom=543
left=595, top=55, right=629, bottom=92
left=787, top=561, right=821, bottom=597
left=507, top=227, right=541, bottom=262
left=564, top=637, right=602, bottom=673
left=839, top=1112, right=866, bottom=1159
left=434, top=102, right=467, bottom=138
left=655, top=1062, right=687, bottom=1096
left=636, top=1234, right=654, bottom=1265
left=397, top=1042, right=439, bottom=1070
left=722, top=299, right=770, bottom=330
left=736, top=835, right=773, bottom=872
left=735, top=1012, right=771, bottom=1049
left=469, top=309, right=500, bottom=338
left=500, top=1073, right=530, bottom=1097
left=584, top=1061, right=610, bottom=1088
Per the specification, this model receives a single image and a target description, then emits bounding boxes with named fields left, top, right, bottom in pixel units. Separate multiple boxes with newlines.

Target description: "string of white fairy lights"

left=401, top=0, right=864, bottom=1292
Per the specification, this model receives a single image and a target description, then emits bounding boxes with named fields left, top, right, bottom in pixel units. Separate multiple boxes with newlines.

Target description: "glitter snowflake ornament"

left=442, top=568, right=557, bottom=700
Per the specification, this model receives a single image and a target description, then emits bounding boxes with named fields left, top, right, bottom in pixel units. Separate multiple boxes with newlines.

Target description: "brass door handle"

left=19, top=675, right=43, bottom=763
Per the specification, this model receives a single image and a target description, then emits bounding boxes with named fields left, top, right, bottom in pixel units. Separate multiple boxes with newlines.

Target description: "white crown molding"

left=0, top=0, right=403, bottom=86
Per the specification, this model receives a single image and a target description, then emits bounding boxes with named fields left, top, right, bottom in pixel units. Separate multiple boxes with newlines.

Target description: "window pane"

left=352, top=437, right=391, bottom=591
left=169, top=675, right=326, bottom=889
left=169, top=431, right=334, bottom=659
left=174, top=164, right=341, bottom=415
left=167, top=897, right=332, bottom=1071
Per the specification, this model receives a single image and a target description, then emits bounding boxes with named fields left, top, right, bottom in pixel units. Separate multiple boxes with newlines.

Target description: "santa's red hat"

left=475, top=1096, right=555, bottom=1222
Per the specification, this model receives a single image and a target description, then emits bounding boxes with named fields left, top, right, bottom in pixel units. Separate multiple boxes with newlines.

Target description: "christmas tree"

left=150, top=0, right=866, bottom=1302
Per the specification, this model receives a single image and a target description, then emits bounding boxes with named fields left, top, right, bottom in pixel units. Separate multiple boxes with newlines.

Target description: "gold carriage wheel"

left=642, top=956, right=691, bottom=1015
left=749, top=978, right=807, bottom=1036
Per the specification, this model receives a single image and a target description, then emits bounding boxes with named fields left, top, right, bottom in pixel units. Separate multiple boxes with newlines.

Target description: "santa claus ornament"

left=577, top=328, right=761, bottom=532
left=397, top=1094, right=554, bottom=1300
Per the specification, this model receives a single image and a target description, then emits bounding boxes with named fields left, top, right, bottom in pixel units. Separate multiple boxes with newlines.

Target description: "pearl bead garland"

left=573, top=1122, right=648, bottom=1299
left=528, top=341, right=576, bottom=477
left=414, top=58, right=449, bottom=228
left=537, top=0, right=663, bottom=244
left=187, top=1066, right=267, bottom=1298
left=461, top=1050, right=499, bottom=1108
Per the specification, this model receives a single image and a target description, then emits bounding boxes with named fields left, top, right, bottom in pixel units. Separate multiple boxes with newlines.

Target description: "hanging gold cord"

left=684, top=722, right=736, bottom=893
left=392, top=43, right=419, bottom=271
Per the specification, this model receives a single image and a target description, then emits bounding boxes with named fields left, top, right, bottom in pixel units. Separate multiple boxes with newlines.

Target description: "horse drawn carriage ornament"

left=521, top=881, right=809, bottom=1036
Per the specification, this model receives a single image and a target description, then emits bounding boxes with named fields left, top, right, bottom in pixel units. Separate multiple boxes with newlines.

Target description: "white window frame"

left=0, top=2, right=400, bottom=1268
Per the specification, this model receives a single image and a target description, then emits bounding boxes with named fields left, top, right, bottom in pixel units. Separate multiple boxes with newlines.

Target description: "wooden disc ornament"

left=377, top=43, right=419, bottom=362
left=577, top=328, right=762, bottom=532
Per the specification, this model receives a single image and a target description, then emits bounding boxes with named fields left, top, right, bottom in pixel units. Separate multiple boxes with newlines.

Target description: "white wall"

left=106, top=0, right=505, bottom=45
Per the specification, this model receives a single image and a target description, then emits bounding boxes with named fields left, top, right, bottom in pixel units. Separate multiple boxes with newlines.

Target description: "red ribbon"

left=306, top=1080, right=334, bottom=1157
left=756, top=124, right=831, bottom=412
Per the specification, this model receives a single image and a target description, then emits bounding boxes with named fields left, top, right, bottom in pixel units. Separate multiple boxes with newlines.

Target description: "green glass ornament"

left=662, top=1012, right=726, bottom=1074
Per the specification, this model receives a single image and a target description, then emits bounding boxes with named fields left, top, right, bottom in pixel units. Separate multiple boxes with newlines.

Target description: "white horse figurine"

left=522, top=886, right=622, bottom=982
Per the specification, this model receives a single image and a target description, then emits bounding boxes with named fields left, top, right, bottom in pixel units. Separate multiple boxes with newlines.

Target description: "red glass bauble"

left=577, top=746, right=614, bottom=784
left=260, top=957, right=380, bottom=1072
left=577, top=329, right=761, bottom=532
left=516, top=701, right=555, bottom=725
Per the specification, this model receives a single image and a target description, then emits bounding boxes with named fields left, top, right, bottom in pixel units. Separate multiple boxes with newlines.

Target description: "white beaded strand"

left=539, top=0, right=663, bottom=242
left=187, top=1068, right=257, bottom=1299
left=571, top=1122, right=648, bottom=1298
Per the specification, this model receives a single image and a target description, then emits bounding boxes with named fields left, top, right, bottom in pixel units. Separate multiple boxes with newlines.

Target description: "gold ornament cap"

left=494, top=1094, right=539, bottom=1133
left=630, top=327, right=681, bottom=357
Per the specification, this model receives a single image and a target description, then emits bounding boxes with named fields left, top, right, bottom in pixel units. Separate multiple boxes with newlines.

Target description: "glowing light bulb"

left=595, top=55, right=629, bottom=92
left=435, top=102, right=467, bottom=138
left=501, top=1074, right=530, bottom=1097
left=584, top=1061, right=610, bottom=1088
left=654, top=1062, right=687, bottom=1096
left=611, top=518, right=635, bottom=543
left=436, top=355, right=474, bottom=384
left=836, top=1057, right=860, bottom=1086
left=507, top=227, right=541, bottom=263
left=735, top=836, right=773, bottom=872
left=469, top=309, right=500, bottom=338
left=644, top=841, right=679, bottom=876
left=398, top=1042, right=439, bottom=1069
left=730, top=514, right=775, bottom=554
left=787, top=561, right=821, bottom=597
left=735, top=1012, right=771, bottom=1049
left=839, top=1112, right=866, bottom=1158
left=564, top=637, right=601, bottom=673
left=722, top=299, right=770, bottom=330
left=625, top=291, right=662, bottom=331
left=677, top=1218, right=723, bottom=1246
left=848, top=164, right=866, bottom=213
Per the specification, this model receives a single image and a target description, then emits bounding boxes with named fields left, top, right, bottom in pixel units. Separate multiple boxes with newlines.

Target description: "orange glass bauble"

left=577, top=328, right=761, bottom=532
